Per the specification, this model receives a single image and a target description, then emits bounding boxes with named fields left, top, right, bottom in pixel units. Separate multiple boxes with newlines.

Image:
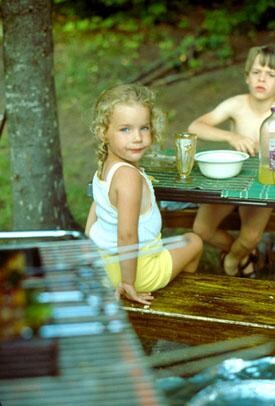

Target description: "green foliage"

left=158, top=38, right=176, bottom=55
left=243, top=0, right=273, bottom=26
left=53, top=0, right=274, bottom=31
left=101, top=0, right=128, bottom=5
left=53, top=0, right=273, bottom=77
left=142, top=2, right=167, bottom=24
left=178, top=17, right=189, bottom=30
left=53, top=0, right=171, bottom=22
left=203, top=10, right=233, bottom=35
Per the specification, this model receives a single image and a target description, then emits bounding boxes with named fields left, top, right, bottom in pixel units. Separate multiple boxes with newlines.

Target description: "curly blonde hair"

left=91, top=83, right=166, bottom=177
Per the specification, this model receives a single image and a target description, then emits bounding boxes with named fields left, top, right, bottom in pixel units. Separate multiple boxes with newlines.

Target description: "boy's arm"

left=114, top=166, right=153, bottom=305
left=188, top=98, right=257, bottom=155
left=85, top=201, right=96, bottom=236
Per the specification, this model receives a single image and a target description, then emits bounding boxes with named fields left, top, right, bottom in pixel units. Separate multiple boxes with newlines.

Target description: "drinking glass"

left=175, top=132, right=197, bottom=181
left=144, top=143, right=175, bottom=169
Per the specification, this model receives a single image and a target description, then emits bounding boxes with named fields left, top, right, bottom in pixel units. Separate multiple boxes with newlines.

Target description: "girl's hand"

left=115, top=282, right=154, bottom=305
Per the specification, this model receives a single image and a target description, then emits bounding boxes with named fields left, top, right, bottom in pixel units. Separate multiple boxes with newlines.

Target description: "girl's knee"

left=186, top=232, right=203, bottom=253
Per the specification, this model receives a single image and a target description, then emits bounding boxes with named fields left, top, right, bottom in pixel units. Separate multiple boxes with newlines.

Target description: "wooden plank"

left=123, top=273, right=275, bottom=345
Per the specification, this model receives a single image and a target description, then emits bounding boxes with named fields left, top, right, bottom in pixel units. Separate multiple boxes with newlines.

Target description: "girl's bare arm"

left=85, top=201, right=96, bottom=236
left=112, top=166, right=153, bottom=305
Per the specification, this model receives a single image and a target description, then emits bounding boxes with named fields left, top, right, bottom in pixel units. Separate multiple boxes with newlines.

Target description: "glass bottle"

left=258, top=107, right=275, bottom=185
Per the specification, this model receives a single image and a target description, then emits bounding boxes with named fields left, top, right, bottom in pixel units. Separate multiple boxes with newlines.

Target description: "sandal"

left=249, top=248, right=260, bottom=264
left=220, top=248, right=259, bottom=278
left=238, top=248, right=259, bottom=278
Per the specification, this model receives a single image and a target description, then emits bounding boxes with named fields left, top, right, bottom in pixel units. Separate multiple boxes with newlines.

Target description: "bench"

left=123, top=272, right=275, bottom=346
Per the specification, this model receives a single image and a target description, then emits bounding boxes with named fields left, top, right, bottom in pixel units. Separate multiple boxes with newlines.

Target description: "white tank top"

left=89, top=162, right=162, bottom=252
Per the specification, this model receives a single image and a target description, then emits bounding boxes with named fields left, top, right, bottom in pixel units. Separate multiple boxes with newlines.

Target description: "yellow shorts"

left=101, top=236, right=173, bottom=292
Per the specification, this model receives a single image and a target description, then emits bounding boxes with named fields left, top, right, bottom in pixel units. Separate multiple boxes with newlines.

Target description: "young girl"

left=85, top=84, right=202, bottom=305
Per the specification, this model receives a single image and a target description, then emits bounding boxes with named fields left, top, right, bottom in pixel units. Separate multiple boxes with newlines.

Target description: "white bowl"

left=194, top=150, right=249, bottom=179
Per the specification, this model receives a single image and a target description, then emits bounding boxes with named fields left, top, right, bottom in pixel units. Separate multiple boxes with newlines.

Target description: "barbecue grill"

left=0, top=230, right=167, bottom=405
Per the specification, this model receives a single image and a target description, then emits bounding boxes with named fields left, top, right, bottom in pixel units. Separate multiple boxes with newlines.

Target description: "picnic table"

left=118, top=150, right=275, bottom=347
left=142, top=150, right=275, bottom=207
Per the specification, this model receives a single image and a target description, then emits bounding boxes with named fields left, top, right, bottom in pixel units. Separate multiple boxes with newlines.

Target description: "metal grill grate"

left=0, top=231, right=167, bottom=405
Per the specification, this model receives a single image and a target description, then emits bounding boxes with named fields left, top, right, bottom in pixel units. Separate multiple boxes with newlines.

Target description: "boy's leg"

left=224, top=206, right=273, bottom=275
left=193, top=203, right=235, bottom=252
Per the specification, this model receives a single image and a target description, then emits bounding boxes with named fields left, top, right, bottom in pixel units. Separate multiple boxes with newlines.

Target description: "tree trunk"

left=2, top=0, right=76, bottom=230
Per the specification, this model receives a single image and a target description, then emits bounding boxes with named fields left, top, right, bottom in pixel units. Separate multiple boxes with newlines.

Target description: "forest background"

left=0, top=0, right=274, bottom=232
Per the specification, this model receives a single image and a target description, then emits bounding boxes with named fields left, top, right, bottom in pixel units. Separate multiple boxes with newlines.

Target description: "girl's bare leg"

left=224, top=207, right=273, bottom=275
left=193, top=204, right=235, bottom=252
left=169, top=232, right=203, bottom=279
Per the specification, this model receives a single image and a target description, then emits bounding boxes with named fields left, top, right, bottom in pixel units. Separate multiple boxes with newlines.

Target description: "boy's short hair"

left=245, top=44, right=275, bottom=75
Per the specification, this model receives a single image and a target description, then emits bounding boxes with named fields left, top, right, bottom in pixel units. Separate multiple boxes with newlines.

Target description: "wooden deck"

left=123, top=272, right=275, bottom=346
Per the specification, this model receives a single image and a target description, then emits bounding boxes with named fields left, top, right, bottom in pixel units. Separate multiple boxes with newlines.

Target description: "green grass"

left=0, top=133, right=12, bottom=230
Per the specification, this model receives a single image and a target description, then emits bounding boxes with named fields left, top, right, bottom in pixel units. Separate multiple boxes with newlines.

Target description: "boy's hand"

left=229, top=135, right=258, bottom=156
left=115, top=282, right=154, bottom=305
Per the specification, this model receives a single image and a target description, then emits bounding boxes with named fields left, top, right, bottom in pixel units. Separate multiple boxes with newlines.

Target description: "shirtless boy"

left=188, top=44, right=275, bottom=276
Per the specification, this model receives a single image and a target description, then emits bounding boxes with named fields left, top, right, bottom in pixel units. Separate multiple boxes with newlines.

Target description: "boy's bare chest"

left=233, top=110, right=267, bottom=140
